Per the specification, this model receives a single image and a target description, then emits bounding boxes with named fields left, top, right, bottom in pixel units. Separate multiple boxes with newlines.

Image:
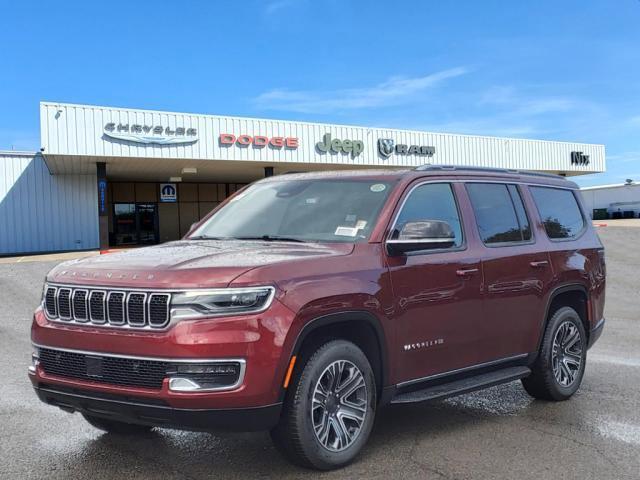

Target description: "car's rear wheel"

left=522, top=306, right=587, bottom=401
left=271, top=339, right=376, bottom=470
left=82, top=413, right=153, bottom=435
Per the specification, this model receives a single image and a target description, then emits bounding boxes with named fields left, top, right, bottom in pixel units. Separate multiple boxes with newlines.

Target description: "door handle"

left=529, top=260, right=549, bottom=268
left=456, top=268, right=479, bottom=277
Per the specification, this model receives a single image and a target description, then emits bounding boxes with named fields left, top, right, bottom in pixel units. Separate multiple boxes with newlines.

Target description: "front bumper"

left=34, top=383, right=281, bottom=431
left=30, top=297, right=297, bottom=410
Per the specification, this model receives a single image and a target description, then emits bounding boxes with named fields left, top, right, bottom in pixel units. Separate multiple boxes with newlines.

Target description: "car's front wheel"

left=271, top=339, right=376, bottom=470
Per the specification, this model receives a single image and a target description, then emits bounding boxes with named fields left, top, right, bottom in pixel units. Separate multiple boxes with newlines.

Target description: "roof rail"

left=413, top=164, right=564, bottom=179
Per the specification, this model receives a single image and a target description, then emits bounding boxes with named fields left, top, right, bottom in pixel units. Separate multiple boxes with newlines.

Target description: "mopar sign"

left=160, top=183, right=177, bottom=202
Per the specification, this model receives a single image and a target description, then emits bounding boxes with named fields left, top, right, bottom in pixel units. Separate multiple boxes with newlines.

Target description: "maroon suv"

left=30, top=166, right=606, bottom=469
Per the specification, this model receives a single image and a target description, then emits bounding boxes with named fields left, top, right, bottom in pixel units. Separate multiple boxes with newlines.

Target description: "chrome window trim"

left=126, top=291, right=148, bottom=327
left=148, top=293, right=171, bottom=328
left=106, top=291, right=126, bottom=325
left=33, top=343, right=247, bottom=392
left=88, top=290, right=107, bottom=324
left=57, top=288, right=73, bottom=321
left=71, top=289, right=89, bottom=322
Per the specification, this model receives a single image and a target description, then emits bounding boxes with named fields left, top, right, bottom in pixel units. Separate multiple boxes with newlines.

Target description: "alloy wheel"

left=551, top=320, right=583, bottom=387
left=311, top=360, right=368, bottom=452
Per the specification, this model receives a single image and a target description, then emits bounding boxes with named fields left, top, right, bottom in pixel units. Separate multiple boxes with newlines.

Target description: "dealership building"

left=0, top=102, right=605, bottom=255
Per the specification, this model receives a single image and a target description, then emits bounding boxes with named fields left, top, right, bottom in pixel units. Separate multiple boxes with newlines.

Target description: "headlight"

left=170, top=286, right=275, bottom=320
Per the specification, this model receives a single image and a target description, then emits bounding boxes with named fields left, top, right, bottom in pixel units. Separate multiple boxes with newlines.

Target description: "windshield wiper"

left=188, top=235, right=229, bottom=240
left=232, top=235, right=307, bottom=243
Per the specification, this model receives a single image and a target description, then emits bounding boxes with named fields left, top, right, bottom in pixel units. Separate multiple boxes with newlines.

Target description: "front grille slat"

left=149, top=294, right=170, bottom=328
left=107, top=291, right=126, bottom=325
left=89, top=291, right=106, bottom=324
left=45, top=287, right=57, bottom=317
left=57, top=289, right=72, bottom=320
left=72, top=290, right=88, bottom=322
left=43, top=285, right=171, bottom=330
left=127, top=293, right=147, bottom=326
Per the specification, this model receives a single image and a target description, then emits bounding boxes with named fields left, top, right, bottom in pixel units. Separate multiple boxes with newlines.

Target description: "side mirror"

left=386, top=220, right=456, bottom=256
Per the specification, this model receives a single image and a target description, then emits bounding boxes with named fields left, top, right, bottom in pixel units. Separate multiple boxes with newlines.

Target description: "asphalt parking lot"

left=1, top=227, right=639, bottom=479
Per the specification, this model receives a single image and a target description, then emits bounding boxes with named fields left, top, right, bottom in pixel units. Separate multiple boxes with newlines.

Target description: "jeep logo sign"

left=571, top=151, right=590, bottom=166
left=316, top=133, right=364, bottom=157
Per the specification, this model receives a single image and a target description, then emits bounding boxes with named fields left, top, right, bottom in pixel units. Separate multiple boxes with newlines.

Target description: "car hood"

left=46, top=240, right=354, bottom=289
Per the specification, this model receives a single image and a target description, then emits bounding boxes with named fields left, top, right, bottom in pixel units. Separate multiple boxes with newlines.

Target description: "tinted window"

left=394, top=183, right=463, bottom=247
left=530, top=186, right=584, bottom=239
left=466, top=183, right=532, bottom=244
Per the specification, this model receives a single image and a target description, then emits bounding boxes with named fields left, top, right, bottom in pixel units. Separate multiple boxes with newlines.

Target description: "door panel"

left=388, top=252, right=484, bottom=383
left=481, top=249, right=553, bottom=356
left=386, top=182, right=486, bottom=383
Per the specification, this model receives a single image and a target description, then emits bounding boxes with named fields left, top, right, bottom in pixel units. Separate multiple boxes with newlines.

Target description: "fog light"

left=28, top=349, right=40, bottom=375
left=167, top=361, right=245, bottom=392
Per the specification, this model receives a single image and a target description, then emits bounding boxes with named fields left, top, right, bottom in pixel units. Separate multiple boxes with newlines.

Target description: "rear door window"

left=529, top=186, right=585, bottom=239
left=466, top=183, right=532, bottom=245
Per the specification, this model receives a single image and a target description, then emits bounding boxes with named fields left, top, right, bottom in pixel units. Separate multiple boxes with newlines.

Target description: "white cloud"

left=254, top=67, right=469, bottom=113
left=480, top=86, right=579, bottom=115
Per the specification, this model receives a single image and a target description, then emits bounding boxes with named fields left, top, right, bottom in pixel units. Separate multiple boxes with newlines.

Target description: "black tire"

left=522, top=306, right=587, bottom=401
left=82, top=413, right=153, bottom=435
left=271, top=340, right=376, bottom=470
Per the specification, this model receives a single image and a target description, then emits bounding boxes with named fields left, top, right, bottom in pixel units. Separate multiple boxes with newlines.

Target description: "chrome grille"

left=107, top=292, right=125, bottom=325
left=72, top=289, right=88, bottom=322
left=57, top=288, right=72, bottom=320
left=89, top=291, right=106, bottom=323
left=127, top=293, right=147, bottom=326
left=43, top=284, right=171, bottom=330
left=45, top=286, right=57, bottom=317
left=149, top=294, right=170, bottom=328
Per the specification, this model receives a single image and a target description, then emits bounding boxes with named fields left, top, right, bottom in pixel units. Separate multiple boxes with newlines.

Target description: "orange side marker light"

left=283, top=356, right=297, bottom=388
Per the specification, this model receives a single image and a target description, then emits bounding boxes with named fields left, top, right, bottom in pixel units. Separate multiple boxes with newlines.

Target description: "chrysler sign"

left=104, top=123, right=198, bottom=145
left=378, top=138, right=435, bottom=158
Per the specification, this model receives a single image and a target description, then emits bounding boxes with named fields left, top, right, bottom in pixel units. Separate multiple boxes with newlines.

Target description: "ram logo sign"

left=160, top=183, right=177, bottom=203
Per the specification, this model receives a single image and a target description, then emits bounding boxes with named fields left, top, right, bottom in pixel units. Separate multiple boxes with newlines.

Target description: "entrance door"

left=136, top=203, right=158, bottom=244
left=113, top=203, right=158, bottom=246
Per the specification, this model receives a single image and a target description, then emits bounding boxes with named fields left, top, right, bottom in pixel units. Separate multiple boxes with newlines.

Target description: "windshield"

left=191, top=178, right=395, bottom=243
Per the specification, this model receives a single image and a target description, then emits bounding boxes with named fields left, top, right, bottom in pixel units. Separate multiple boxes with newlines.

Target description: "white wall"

left=581, top=184, right=640, bottom=217
left=0, top=152, right=99, bottom=255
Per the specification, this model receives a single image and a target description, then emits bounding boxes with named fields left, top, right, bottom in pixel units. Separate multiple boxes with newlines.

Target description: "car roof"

left=257, top=165, right=579, bottom=189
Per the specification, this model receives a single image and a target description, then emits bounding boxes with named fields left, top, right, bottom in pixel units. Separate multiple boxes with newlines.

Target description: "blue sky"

left=1, top=0, right=639, bottom=186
